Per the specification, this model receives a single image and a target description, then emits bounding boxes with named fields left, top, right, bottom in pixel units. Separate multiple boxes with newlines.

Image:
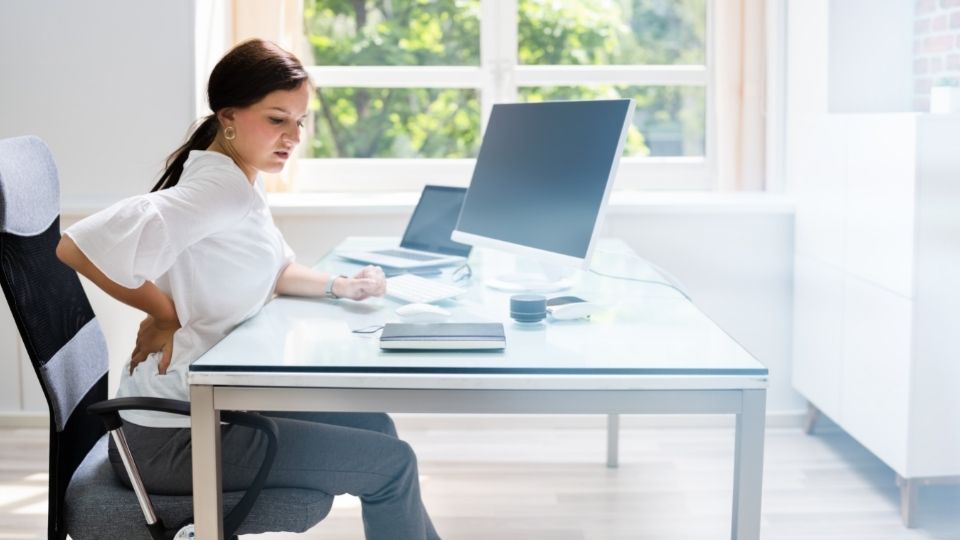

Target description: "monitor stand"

left=484, top=258, right=575, bottom=293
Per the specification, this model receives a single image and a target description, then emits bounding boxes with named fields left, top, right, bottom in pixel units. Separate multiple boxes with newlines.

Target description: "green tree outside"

left=304, top=0, right=705, bottom=159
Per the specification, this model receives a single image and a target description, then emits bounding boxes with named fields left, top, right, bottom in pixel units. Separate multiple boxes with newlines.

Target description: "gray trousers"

left=108, top=412, right=440, bottom=540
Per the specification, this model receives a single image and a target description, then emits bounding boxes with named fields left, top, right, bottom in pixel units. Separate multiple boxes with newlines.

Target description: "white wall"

left=828, top=0, right=914, bottom=113
left=0, top=1, right=803, bottom=420
left=0, top=0, right=196, bottom=199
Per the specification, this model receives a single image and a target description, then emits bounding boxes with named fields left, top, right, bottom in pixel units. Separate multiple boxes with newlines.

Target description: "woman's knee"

left=367, top=413, right=398, bottom=437
left=393, top=438, right=420, bottom=476
left=326, top=412, right=398, bottom=438
left=379, top=438, right=420, bottom=488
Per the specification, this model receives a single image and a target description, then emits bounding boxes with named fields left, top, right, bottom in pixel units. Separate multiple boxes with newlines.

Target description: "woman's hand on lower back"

left=130, top=315, right=181, bottom=375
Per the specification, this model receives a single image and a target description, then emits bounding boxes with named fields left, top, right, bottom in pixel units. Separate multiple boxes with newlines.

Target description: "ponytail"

left=151, top=115, right=219, bottom=192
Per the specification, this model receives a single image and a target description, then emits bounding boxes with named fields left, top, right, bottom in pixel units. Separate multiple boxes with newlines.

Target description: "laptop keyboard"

left=375, top=249, right=443, bottom=261
left=386, top=274, right=467, bottom=304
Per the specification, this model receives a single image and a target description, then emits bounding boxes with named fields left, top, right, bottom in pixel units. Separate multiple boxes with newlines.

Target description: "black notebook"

left=379, top=323, right=506, bottom=350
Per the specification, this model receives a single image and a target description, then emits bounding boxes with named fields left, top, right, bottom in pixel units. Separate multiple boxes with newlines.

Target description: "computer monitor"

left=452, top=99, right=635, bottom=291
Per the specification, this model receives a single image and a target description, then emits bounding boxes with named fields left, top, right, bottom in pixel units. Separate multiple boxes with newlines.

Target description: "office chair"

left=0, top=136, right=334, bottom=539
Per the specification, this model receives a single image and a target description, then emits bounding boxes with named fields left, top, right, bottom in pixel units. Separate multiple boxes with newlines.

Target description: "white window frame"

left=297, top=0, right=714, bottom=192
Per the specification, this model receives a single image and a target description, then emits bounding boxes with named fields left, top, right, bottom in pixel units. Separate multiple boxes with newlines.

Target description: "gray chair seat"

left=65, top=436, right=334, bottom=539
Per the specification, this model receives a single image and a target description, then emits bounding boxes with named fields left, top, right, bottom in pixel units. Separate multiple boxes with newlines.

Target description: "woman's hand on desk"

left=334, top=265, right=387, bottom=301
left=275, top=262, right=385, bottom=300
left=130, top=315, right=181, bottom=375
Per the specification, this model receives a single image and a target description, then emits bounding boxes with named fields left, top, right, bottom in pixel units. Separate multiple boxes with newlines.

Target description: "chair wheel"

left=173, top=524, right=195, bottom=539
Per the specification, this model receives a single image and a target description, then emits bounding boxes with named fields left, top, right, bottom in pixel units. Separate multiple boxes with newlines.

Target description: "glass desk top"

left=190, top=238, right=767, bottom=378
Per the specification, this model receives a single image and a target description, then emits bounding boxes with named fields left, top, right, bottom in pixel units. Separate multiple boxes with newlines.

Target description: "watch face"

left=326, top=277, right=337, bottom=297
left=326, top=275, right=344, bottom=298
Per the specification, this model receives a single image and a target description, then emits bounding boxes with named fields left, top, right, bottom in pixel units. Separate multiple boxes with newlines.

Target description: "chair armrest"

left=87, top=397, right=279, bottom=539
left=87, top=397, right=189, bottom=430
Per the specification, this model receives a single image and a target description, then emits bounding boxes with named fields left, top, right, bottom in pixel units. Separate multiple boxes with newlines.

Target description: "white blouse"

left=65, top=150, right=294, bottom=428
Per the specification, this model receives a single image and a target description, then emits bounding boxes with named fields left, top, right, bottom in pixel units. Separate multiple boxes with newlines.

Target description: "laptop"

left=337, top=185, right=472, bottom=269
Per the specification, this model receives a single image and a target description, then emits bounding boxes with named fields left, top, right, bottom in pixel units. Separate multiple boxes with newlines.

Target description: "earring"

left=224, top=126, right=236, bottom=141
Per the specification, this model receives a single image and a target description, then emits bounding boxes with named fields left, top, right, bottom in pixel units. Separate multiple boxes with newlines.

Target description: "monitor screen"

left=400, top=185, right=473, bottom=257
left=452, top=99, right=633, bottom=268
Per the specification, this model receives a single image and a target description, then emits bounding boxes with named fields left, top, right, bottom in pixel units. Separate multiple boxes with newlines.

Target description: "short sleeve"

left=65, top=197, right=174, bottom=289
left=281, top=235, right=296, bottom=264
left=64, top=173, right=253, bottom=289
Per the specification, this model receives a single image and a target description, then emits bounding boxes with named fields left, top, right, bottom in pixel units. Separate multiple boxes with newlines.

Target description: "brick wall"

left=914, top=0, right=960, bottom=110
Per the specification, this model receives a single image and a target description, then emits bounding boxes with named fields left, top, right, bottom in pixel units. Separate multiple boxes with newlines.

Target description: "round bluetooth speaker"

left=510, top=294, right=547, bottom=323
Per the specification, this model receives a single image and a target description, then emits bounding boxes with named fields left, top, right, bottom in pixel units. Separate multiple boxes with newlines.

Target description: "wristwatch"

left=325, top=275, right=346, bottom=299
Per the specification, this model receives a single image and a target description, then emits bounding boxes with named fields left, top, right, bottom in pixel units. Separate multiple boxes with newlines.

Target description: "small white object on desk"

left=546, top=296, right=599, bottom=320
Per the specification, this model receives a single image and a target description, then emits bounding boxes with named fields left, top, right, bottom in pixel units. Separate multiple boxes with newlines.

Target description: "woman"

left=56, top=39, right=440, bottom=540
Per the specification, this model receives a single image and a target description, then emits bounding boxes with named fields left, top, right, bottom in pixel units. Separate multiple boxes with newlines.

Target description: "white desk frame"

left=188, top=239, right=767, bottom=539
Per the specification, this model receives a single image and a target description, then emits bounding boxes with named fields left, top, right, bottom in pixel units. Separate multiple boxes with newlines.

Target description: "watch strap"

left=325, top=274, right=346, bottom=299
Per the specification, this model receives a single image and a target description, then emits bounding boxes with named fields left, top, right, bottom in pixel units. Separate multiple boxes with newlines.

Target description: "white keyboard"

left=386, top=273, right=467, bottom=304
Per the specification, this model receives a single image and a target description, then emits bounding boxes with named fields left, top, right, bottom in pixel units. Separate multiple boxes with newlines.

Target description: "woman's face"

left=222, top=80, right=311, bottom=176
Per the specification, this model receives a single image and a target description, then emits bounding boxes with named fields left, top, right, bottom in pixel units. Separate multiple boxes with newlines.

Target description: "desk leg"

left=606, top=414, right=619, bottom=468
left=191, top=385, right=223, bottom=540
left=731, top=389, right=766, bottom=540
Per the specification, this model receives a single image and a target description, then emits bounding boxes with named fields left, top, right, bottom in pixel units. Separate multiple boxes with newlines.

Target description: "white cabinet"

left=840, top=276, right=912, bottom=471
left=791, top=257, right=843, bottom=415
left=841, top=118, right=916, bottom=298
left=788, top=1, right=960, bottom=527
left=791, top=113, right=960, bottom=527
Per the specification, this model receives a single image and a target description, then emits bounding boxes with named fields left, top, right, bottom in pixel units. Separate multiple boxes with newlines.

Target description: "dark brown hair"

left=151, top=39, right=309, bottom=192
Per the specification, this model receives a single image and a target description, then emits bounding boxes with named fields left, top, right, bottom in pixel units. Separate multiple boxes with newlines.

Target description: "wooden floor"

left=1, top=416, right=958, bottom=539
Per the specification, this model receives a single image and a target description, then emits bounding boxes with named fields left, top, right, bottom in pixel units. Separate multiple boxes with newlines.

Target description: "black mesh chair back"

left=0, top=135, right=109, bottom=540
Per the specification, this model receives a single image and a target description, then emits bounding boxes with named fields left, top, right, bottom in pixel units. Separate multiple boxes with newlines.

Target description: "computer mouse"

left=395, top=303, right=452, bottom=322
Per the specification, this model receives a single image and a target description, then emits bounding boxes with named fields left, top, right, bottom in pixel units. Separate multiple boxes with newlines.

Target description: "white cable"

left=591, top=250, right=692, bottom=301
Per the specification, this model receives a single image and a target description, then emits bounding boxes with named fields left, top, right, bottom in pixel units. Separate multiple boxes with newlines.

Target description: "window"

left=296, top=0, right=711, bottom=191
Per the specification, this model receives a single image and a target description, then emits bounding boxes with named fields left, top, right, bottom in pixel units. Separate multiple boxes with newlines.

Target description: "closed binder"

left=379, top=323, right=506, bottom=350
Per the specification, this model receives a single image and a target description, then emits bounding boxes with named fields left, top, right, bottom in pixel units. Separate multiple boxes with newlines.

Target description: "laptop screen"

left=400, top=186, right=473, bottom=257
